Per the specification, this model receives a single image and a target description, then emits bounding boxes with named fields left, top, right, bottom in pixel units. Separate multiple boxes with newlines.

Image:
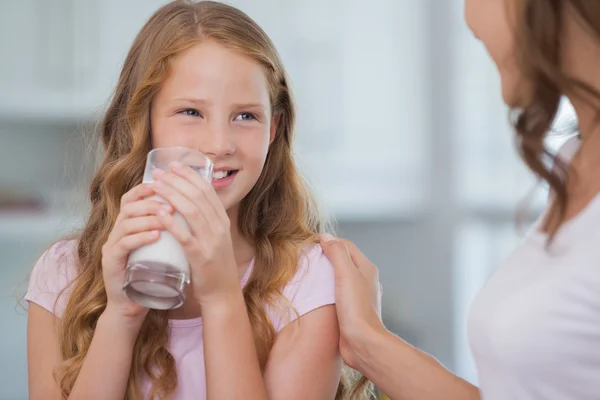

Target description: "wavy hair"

left=510, top=0, right=600, bottom=235
left=52, top=1, right=370, bottom=399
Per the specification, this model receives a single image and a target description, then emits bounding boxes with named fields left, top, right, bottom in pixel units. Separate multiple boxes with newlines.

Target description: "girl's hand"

left=101, top=184, right=172, bottom=324
left=151, top=163, right=241, bottom=305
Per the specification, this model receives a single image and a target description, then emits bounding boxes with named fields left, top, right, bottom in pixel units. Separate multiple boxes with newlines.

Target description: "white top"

left=468, top=136, right=600, bottom=399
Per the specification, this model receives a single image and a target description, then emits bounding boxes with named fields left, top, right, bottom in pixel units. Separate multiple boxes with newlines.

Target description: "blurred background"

left=0, top=1, right=575, bottom=399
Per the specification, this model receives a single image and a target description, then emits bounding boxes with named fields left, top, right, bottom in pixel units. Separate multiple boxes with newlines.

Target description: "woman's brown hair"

left=511, top=0, right=600, bottom=235
left=52, top=1, right=370, bottom=399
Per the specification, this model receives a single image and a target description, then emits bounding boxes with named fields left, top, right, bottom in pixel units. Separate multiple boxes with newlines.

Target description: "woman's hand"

left=101, top=183, right=171, bottom=325
left=319, top=235, right=384, bottom=369
left=151, top=162, right=240, bottom=305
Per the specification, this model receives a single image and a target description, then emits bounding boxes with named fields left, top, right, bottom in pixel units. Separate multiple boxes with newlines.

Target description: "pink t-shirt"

left=468, top=136, right=600, bottom=399
left=25, top=240, right=336, bottom=399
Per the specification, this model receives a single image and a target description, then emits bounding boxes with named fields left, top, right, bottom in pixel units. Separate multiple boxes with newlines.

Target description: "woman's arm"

left=352, top=324, right=479, bottom=400
left=28, top=304, right=143, bottom=400
left=320, top=236, right=480, bottom=400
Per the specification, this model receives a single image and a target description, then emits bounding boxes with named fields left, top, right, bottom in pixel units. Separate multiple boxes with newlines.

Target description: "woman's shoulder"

left=24, top=239, right=80, bottom=317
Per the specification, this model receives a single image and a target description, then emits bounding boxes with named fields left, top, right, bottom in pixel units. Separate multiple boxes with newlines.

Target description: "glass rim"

left=146, top=146, right=214, bottom=180
left=148, top=146, right=212, bottom=160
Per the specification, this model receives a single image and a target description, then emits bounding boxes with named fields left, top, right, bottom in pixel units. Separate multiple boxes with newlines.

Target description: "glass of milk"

left=123, top=147, right=213, bottom=310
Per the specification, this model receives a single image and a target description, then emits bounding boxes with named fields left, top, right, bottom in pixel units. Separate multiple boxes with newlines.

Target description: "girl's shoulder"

left=270, top=243, right=336, bottom=332
left=24, top=239, right=79, bottom=317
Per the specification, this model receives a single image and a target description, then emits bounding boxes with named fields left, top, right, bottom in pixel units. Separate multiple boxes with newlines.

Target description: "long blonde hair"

left=54, top=1, right=370, bottom=399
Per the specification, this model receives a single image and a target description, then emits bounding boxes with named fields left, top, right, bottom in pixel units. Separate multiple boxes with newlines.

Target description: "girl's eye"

left=234, top=112, right=257, bottom=121
left=180, top=109, right=201, bottom=117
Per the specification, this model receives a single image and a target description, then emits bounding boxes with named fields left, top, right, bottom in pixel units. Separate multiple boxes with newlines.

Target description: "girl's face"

left=151, top=40, right=276, bottom=213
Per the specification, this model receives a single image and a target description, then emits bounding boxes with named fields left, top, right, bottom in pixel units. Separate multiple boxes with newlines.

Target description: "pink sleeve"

left=269, top=244, right=336, bottom=332
left=24, top=240, right=79, bottom=318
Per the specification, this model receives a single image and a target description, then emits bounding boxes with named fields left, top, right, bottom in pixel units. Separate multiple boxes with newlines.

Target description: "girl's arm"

left=263, top=305, right=341, bottom=399
left=27, top=304, right=62, bottom=400
left=152, top=167, right=342, bottom=399
left=202, top=290, right=269, bottom=400
left=27, top=305, right=143, bottom=400
left=202, top=291, right=340, bottom=400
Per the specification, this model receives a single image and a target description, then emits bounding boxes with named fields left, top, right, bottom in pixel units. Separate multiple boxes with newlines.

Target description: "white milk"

left=125, top=195, right=191, bottom=309
left=127, top=195, right=189, bottom=275
left=124, top=150, right=212, bottom=309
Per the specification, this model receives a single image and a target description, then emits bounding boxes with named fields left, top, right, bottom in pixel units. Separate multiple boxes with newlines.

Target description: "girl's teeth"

left=213, top=170, right=231, bottom=180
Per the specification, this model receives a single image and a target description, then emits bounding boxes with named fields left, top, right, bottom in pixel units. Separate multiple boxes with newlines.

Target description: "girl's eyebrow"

left=174, top=98, right=266, bottom=110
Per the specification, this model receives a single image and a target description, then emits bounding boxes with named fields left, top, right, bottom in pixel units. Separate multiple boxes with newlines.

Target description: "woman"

left=321, top=1, right=600, bottom=399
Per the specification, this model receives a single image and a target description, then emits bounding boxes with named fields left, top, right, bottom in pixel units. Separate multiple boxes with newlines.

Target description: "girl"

left=321, top=1, right=600, bottom=400
left=25, top=1, right=369, bottom=399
